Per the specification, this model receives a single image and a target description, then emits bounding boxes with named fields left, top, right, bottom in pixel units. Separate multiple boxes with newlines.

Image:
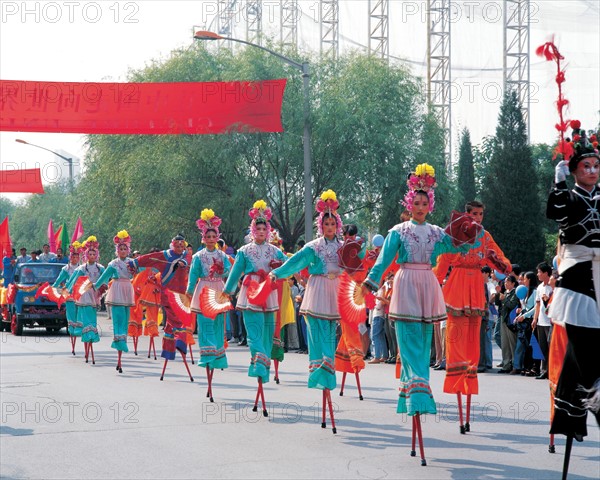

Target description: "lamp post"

left=15, top=139, right=74, bottom=186
left=194, top=31, right=313, bottom=242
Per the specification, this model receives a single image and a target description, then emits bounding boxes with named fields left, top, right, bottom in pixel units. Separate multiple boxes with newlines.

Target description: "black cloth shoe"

left=536, top=372, right=548, bottom=380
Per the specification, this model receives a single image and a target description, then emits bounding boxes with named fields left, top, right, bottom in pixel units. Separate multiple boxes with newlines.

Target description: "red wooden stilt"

left=148, top=338, right=152, bottom=358
left=457, top=392, right=465, bottom=434
left=180, top=352, right=194, bottom=382
left=133, top=336, right=138, bottom=355
left=84, top=342, right=89, bottom=363
left=339, top=372, right=347, bottom=396
left=549, top=433, right=556, bottom=453
left=355, top=371, right=364, bottom=400
left=89, top=343, right=95, bottom=365
left=321, top=390, right=327, bottom=429
left=71, top=336, right=76, bottom=355
left=465, top=393, right=471, bottom=432
left=189, top=344, right=194, bottom=364
left=206, top=366, right=214, bottom=402
left=325, top=389, right=337, bottom=434
left=415, top=413, right=427, bottom=466
left=259, top=378, right=267, bottom=417
left=253, top=381, right=261, bottom=412
left=151, top=338, right=157, bottom=360
left=410, top=416, right=417, bottom=457
left=160, top=359, right=168, bottom=380
left=274, top=359, right=280, bottom=384
left=116, top=351, right=123, bottom=373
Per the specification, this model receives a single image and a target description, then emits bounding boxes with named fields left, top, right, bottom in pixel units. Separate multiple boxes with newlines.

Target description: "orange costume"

left=435, top=230, right=510, bottom=396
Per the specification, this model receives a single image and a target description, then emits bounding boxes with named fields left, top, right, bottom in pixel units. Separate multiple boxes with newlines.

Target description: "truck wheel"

left=46, top=327, right=62, bottom=333
left=12, top=313, right=23, bottom=336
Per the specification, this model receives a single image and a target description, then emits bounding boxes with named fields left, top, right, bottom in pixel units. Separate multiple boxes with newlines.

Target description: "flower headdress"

left=269, top=229, right=284, bottom=249
left=69, top=241, right=83, bottom=256
left=536, top=39, right=600, bottom=168
left=316, top=189, right=343, bottom=237
left=82, top=235, right=99, bottom=262
left=196, top=208, right=222, bottom=239
left=113, top=229, right=131, bottom=255
left=402, top=163, right=437, bottom=213
left=248, top=199, right=272, bottom=240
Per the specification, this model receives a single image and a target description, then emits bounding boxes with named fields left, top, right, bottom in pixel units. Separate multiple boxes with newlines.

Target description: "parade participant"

left=186, top=209, right=231, bottom=401
left=66, top=236, right=105, bottom=365
left=134, top=235, right=193, bottom=381
left=547, top=122, right=600, bottom=473
left=362, top=163, right=478, bottom=465
left=270, top=190, right=344, bottom=432
left=94, top=230, right=136, bottom=373
left=223, top=200, right=287, bottom=416
left=52, top=242, right=82, bottom=355
left=434, top=201, right=511, bottom=434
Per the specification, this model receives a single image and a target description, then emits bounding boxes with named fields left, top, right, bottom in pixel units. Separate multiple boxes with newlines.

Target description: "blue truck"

left=4, top=263, right=67, bottom=335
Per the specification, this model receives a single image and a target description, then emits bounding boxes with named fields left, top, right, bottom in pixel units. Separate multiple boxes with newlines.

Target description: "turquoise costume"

left=53, top=263, right=79, bottom=336
left=365, top=221, right=468, bottom=415
left=272, top=237, right=343, bottom=390
left=223, top=242, right=287, bottom=383
left=95, top=258, right=135, bottom=352
left=187, top=247, right=231, bottom=369
left=67, top=262, right=105, bottom=344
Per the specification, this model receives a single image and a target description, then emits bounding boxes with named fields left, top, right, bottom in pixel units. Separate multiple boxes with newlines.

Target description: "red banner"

left=0, top=168, right=44, bottom=193
left=0, top=79, right=286, bottom=135
left=0, top=217, right=12, bottom=257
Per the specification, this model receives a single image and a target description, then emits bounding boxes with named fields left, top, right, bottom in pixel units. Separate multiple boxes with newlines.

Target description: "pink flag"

left=0, top=217, right=12, bottom=257
left=47, top=219, right=56, bottom=253
left=71, top=217, right=84, bottom=243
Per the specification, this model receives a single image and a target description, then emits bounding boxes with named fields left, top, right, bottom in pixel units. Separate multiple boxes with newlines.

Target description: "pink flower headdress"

left=113, top=229, right=131, bottom=255
left=316, top=189, right=343, bottom=237
left=248, top=200, right=272, bottom=240
left=196, top=209, right=222, bottom=240
left=81, top=235, right=100, bottom=262
left=402, top=163, right=437, bottom=213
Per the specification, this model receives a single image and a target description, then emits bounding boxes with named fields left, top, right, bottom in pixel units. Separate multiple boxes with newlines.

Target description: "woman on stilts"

left=94, top=230, right=136, bottom=373
left=187, top=209, right=231, bottom=402
left=434, top=200, right=511, bottom=434
left=270, top=190, right=344, bottom=433
left=66, top=236, right=105, bottom=366
left=52, top=241, right=82, bottom=355
left=362, top=164, right=478, bottom=465
left=223, top=200, right=287, bottom=417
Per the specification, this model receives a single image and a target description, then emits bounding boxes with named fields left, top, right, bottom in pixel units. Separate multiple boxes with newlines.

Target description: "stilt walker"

left=363, top=164, right=479, bottom=464
left=434, top=201, right=511, bottom=434
left=271, top=190, right=345, bottom=432
left=538, top=39, right=600, bottom=478
left=187, top=208, right=231, bottom=402
left=133, top=235, right=193, bottom=381
left=52, top=242, right=82, bottom=355
left=223, top=200, right=288, bottom=417
left=66, top=236, right=105, bottom=366
left=94, top=230, right=136, bottom=373
left=135, top=268, right=161, bottom=360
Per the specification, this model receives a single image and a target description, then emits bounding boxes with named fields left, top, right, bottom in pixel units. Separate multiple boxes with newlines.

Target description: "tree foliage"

left=481, top=91, right=544, bottom=270
left=456, top=128, right=477, bottom=210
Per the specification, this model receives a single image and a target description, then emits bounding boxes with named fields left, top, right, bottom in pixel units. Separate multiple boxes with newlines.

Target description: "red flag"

left=0, top=217, right=12, bottom=257
left=0, top=79, right=286, bottom=135
left=54, top=224, right=62, bottom=249
left=48, top=219, right=56, bottom=253
left=71, top=217, right=84, bottom=243
left=0, top=168, right=44, bottom=193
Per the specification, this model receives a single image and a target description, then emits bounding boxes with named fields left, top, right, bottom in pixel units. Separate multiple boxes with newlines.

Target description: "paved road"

left=1, top=313, right=598, bottom=479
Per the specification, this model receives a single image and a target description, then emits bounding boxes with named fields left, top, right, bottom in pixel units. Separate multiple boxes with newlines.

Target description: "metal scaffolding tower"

left=427, top=0, right=452, bottom=171
left=368, top=0, right=389, bottom=62
left=246, top=0, right=263, bottom=45
left=320, top=0, right=339, bottom=60
left=503, top=0, right=530, bottom=141
left=210, top=0, right=238, bottom=50
left=280, top=0, right=298, bottom=50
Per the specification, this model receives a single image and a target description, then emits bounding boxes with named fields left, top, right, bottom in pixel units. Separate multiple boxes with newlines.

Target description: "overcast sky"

left=1, top=0, right=598, bottom=200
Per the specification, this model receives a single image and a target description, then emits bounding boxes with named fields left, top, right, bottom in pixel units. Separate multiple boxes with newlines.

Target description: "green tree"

left=481, top=91, right=544, bottom=269
left=456, top=128, right=477, bottom=210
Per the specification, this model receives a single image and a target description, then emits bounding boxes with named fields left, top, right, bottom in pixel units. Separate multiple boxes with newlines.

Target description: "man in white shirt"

left=39, top=244, right=57, bottom=263
left=533, top=262, right=553, bottom=379
left=16, top=247, right=31, bottom=265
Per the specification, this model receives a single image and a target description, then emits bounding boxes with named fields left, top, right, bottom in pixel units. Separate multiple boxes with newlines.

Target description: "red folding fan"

left=337, top=272, right=375, bottom=326
left=199, top=287, right=233, bottom=320
left=71, top=276, right=92, bottom=302
left=166, top=290, right=192, bottom=328
left=246, top=275, right=273, bottom=309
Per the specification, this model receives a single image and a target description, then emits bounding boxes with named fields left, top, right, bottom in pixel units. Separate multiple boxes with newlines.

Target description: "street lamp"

left=194, top=30, right=313, bottom=242
left=15, top=139, right=74, bottom=186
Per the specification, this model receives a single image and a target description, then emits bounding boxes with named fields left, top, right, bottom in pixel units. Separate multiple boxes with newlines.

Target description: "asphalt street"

left=1, top=313, right=598, bottom=479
